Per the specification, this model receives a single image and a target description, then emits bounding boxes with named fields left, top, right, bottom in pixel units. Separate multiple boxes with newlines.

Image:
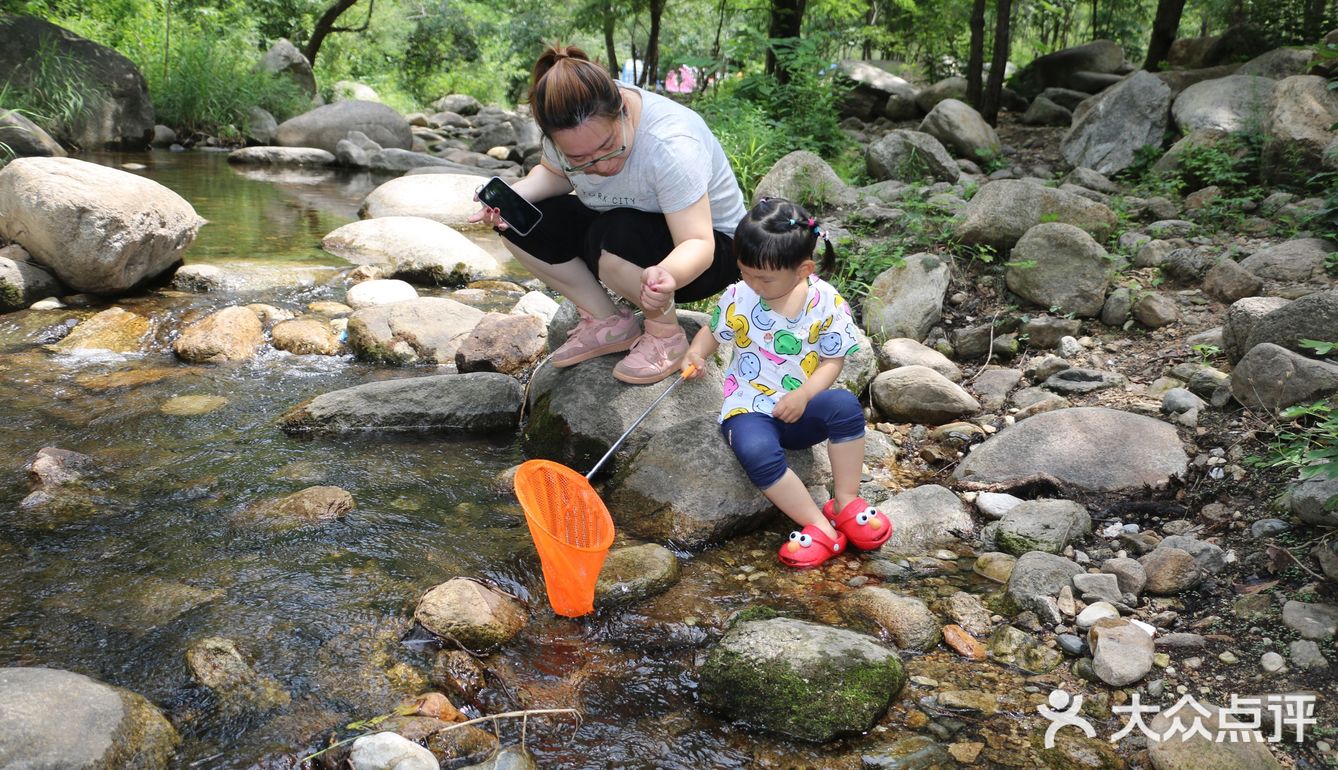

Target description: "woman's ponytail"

left=529, top=44, right=623, bottom=135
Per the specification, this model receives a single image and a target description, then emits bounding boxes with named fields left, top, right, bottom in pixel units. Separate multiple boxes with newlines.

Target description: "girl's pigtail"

left=818, top=235, right=836, bottom=276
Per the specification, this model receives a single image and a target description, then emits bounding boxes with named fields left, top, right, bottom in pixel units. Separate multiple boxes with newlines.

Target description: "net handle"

left=586, top=364, right=695, bottom=480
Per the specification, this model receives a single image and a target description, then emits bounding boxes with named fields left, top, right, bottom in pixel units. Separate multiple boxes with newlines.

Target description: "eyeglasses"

left=550, top=110, right=630, bottom=174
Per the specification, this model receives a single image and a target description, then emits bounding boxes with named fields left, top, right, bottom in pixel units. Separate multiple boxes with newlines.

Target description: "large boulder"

left=322, top=216, right=500, bottom=285
left=1010, top=40, right=1127, bottom=98
left=1263, top=75, right=1338, bottom=185
left=0, top=16, right=153, bottom=149
left=280, top=372, right=522, bottom=435
left=861, top=252, right=951, bottom=341
left=346, top=296, right=484, bottom=365
left=1243, top=290, right=1338, bottom=357
left=873, top=484, right=974, bottom=554
left=865, top=130, right=960, bottom=184
left=752, top=150, right=856, bottom=208
left=276, top=101, right=412, bottom=154
left=1229, top=343, right=1338, bottom=410
left=917, top=99, right=1000, bottom=161
left=1171, top=75, right=1277, bottom=134
left=173, top=306, right=265, bottom=363
left=1005, top=223, right=1111, bottom=318
left=954, top=407, right=1188, bottom=492
left=1222, top=296, right=1291, bottom=362
left=955, top=180, right=1117, bottom=251
left=0, top=667, right=179, bottom=769
left=0, top=157, right=204, bottom=294
left=914, top=77, right=968, bottom=113
left=1239, top=47, right=1316, bottom=80
left=1061, top=71, right=1171, bottom=175
left=698, top=616, right=905, bottom=742
left=838, top=60, right=919, bottom=120
left=359, top=173, right=490, bottom=228
left=414, top=578, right=526, bottom=651
left=0, top=109, right=65, bottom=157
left=258, top=38, right=317, bottom=98
left=870, top=366, right=980, bottom=424
left=1239, top=238, right=1335, bottom=283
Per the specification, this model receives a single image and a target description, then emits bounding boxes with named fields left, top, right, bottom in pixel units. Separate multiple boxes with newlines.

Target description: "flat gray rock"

left=280, top=372, right=522, bottom=435
left=955, top=407, right=1188, bottom=492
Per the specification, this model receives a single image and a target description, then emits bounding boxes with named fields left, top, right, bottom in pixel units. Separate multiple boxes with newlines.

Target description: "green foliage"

left=0, top=37, right=101, bottom=145
left=730, top=35, right=852, bottom=159
left=826, top=184, right=957, bottom=304
left=693, top=90, right=786, bottom=199
left=1301, top=339, right=1337, bottom=357
left=1248, top=397, right=1338, bottom=482
left=1191, top=342, right=1221, bottom=364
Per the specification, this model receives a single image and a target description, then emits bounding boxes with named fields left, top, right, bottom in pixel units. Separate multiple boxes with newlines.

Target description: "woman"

left=469, top=44, right=746, bottom=385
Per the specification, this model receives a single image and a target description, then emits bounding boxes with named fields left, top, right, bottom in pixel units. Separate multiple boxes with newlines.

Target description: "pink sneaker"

left=551, top=308, right=641, bottom=368
left=612, top=325, right=688, bottom=384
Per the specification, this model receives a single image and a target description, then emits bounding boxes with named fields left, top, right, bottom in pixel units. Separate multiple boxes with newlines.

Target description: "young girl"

left=682, top=198, right=893, bottom=568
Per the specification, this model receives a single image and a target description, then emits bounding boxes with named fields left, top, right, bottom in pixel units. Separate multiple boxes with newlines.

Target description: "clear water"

left=0, top=152, right=951, bottom=769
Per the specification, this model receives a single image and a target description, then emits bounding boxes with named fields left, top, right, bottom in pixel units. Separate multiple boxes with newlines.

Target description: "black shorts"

left=499, top=195, right=739, bottom=303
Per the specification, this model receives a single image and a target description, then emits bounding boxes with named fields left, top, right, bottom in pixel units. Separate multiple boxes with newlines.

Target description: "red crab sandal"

left=824, top=497, right=893, bottom=550
left=777, top=524, right=847, bottom=569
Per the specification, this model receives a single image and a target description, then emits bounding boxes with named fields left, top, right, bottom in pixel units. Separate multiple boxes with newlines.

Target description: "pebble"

left=1260, top=652, right=1285, bottom=673
left=1184, top=657, right=1203, bottom=669
left=1250, top=519, right=1290, bottom=538
left=1147, top=678, right=1165, bottom=698
left=1218, top=651, right=1239, bottom=665
left=933, top=549, right=959, bottom=562
left=1289, top=640, right=1329, bottom=670
left=1057, top=634, right=1085, bottom=656
left=1153, top=652, right=1171, bottom=667
left=1076, top=602, right=1120, bottom=629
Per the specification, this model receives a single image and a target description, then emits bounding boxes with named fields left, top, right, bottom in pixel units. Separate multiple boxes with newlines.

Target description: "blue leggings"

left=720, top=389, right=865, bottom=490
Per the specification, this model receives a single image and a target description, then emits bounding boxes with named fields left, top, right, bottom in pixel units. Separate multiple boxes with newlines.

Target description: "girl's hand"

left=682, top=351, right=706, bottom=379
left=640, top=266, right=676, bottom=315
left=771, top=389, right=811, bottom=423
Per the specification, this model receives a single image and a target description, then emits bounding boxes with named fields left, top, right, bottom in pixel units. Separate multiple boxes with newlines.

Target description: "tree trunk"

left=981, top=0, right=1012, bottom=126
left=604, top=8, right=619, bottom=79
left=765, top=0, right=807, bottom=84
left=640, top=0, right=665, bottom=89
left=1303, top=0, right=1328, bottom=41
left=863, top=0, right=877, bottom=60
left=966, top=0, right=987, bottom=107
left=304, top=0, right=362, bottom=66
left=1142, top=0, right=1187, bottom=72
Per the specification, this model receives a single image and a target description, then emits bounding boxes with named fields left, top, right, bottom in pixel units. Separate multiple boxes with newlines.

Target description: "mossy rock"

left=698, top=616, right=905, bottom=742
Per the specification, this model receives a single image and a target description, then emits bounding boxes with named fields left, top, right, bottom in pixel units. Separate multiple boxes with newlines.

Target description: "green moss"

left=0, top=279, right=22, bottom=311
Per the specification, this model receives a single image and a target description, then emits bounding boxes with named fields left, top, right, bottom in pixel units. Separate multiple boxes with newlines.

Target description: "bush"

left=0, top=38, right=103, bottom=144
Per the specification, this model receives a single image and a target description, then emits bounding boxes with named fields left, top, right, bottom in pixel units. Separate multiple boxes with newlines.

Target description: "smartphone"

left=476, top=176, right=543, bottom=236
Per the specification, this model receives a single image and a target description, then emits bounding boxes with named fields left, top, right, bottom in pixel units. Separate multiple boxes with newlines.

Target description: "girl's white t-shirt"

left=708, top=275, right=861, bottom=423
left=541, top=86, right=747, bottom=236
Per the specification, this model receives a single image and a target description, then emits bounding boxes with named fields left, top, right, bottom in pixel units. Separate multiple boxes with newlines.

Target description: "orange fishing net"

left=513, top=459, right=615, bottom=617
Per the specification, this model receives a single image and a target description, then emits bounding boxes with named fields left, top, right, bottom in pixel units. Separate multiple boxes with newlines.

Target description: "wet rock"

left=26, top=447, right=95, bottom=488
left=0, top=158, right=205, bottom=294
left=1007, top=551, right=1084, bottom=616
left=347, top=297, right=485, bottom=365
left=174, top=306, right=265, bottom=363
left=271, top=318, right=343, bottom=356
left=1140, top=548, right=1203, bottom=594
left=841, top=587, right=943, bottom=651
left=454, top=743, right=536, bottom=770
left=184, top=636, right=290, bottom=711
left=455, top=313, right=546, bottom=375
left=322, top=216, right=500, bottom=285
left=874, top=484, right=973, bottom=554
left=974, top=552, right=1017, bottom=583
left=861, top=735, right=952, bottom=770
left=995, top=499, right=1092, bottom=555
left=0, top=667, right=180, bottom=770
left=955, top=179, right=1117, bottom=251
left=0, top=244, right=62, bottom=312
left=423, top=725, right=498, bottom=767
left=941, top=624, right=988, bottom=660
left=877, top=338, right=962, bottom=381
left=350, top=731, right=438, bottom=770
left=52, top=307, right=150, bottom=353
left=871, top=365, right=980, bottom=424
left=431, top=649, right=488, bottom=703
left=280, top=372, right=522, bottom=435
left=1229, top=343, right=1338, bottom=410
left=1282, top=600, right=1338, bottom=640
left=941, top=591, right=993, bottom=636
left=1100, top=557, right=1147, bottom=596
left=1006, top=220, right=1107, bottom=317
left=1289, top=639, right=1329, bottom=669
left=955, top=407, right=1188, bottom=492
left=1147, top=704, right=1282, bottom=769
left=414, top=578, right=527, bottom=652
left=937, top=689, right=998, bottom=715
left=160, top=394, right=228, bottom=416
left=252, top=486, right=354, bottom=523
left=594, top=543, right=681, bottom=608
left=699, top=616, right=905, bottom=742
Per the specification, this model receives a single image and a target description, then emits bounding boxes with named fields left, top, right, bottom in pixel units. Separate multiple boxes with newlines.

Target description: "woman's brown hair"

left=529, top=44, right=623, bottom=135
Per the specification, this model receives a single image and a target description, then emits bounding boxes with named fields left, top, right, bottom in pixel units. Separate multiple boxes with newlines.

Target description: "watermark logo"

left=1038, top=689, right=1316, bottom=748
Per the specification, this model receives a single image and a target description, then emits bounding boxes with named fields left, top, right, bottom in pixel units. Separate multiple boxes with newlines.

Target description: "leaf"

left=1232, top=579, right=1277, bottom=595
left=1263, top=545, right=1292, bottom=575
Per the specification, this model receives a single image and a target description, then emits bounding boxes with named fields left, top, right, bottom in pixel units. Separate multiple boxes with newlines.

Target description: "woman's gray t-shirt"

left=542, top=86, right=747, bottom=236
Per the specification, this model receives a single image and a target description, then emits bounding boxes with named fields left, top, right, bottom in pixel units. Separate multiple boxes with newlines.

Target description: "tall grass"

left=0, top=38, right=102, bottom=147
